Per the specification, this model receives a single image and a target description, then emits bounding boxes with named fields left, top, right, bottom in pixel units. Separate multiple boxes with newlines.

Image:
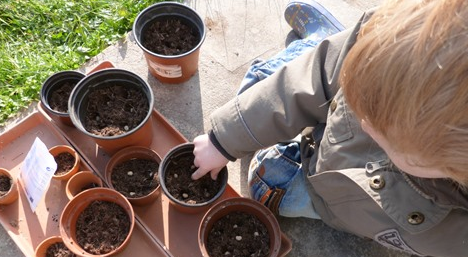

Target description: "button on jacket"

left=209, top=10, right=468, bottom=257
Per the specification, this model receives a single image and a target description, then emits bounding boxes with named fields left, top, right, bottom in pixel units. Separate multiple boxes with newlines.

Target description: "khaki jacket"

left=210, top=11, right=468, bottom=257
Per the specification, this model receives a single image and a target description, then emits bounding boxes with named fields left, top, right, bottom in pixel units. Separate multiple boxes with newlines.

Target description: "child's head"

left=340, top=0, right=468, bottom=185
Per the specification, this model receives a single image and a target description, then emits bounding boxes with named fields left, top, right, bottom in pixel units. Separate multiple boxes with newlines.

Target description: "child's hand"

left=192, top=134, right=229, bottom=180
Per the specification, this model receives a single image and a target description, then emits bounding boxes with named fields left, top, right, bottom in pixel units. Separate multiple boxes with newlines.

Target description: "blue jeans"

left=239, top=36, right=331, bottom=219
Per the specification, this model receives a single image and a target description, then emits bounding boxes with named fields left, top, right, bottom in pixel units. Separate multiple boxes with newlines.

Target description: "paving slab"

left=0, top=0, right=412, bottom=256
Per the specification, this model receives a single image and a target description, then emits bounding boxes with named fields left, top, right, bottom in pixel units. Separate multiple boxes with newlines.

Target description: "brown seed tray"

left=0, top=61, right=292, bottom=257
left=0, top=111, right=169, bottom=257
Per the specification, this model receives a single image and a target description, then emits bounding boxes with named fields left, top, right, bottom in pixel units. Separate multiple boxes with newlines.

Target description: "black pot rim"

left=132, top=2, right=206, bottom=59
left=68, top=68, right=154, bottom=140
left=159, top=142, right=228, bottom=208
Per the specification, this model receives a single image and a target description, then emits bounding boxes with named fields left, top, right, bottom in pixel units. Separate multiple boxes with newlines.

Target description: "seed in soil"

left=46, top=241, right=76, bottom=257
left=207, top=211, right=270, bottom=257
left=76, top=200, right=130, bottom=255
left=111, top=158, right=159, bottom=198
left=54, top=152, right=75, bottom=175
left=0, top=175, right=12, bottom=197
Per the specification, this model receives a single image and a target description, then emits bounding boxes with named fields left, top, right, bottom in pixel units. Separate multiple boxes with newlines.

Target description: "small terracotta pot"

left=69, top=68, right=154, bottom=155
left=60, top=187, right=135, bottom=257
left=0, top=168, right=19, bottom=205
left=49, top=145, right=80, bottom=181
left=66, top=171, right=103, bottom=200
left=159, top=143, right=228, bottom=214
left=40, top=70, right=85, bottom=126
left=34, top=236, right=67, bottom=257
left=105, top=146, right=161, bottom=206
left=133, top=2, right=206, bottom=84
left=199, top=197, right=282, bottom=257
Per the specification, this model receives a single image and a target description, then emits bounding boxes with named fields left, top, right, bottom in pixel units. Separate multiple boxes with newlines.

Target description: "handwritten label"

left=20, top=137, right=57, bottom=212
left=149, top=62, right=183, bottom=78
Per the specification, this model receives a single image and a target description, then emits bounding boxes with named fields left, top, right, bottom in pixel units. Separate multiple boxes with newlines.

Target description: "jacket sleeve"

left=209, top=18, right=363, bottom=159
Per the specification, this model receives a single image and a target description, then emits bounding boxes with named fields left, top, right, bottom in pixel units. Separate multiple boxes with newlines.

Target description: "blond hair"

left=341, top=0, right=468, bottom=185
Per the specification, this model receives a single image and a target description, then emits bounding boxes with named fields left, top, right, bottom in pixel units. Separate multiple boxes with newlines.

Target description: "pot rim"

left=68, top=68, right=154, bottom=140
left=132, top=2, right=207, bottom=59
left=199, top=197, right=282, bottom=257
left=105, top=146, right=162, bottom=202
left=40, top=70, right=86, bottom=117
left=159, top=143, right=228, bottom=208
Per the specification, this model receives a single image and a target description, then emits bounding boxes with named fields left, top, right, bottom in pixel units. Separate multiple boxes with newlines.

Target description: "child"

left=192, top=0, right=468, bottom=256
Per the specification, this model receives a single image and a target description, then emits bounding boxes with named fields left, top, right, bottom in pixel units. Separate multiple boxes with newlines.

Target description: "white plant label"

left=20, top=137, right=57, bottom=212
left=149, top=62, right=183, bottom=78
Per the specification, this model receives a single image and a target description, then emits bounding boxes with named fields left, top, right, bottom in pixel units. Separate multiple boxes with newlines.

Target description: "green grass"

left=0, top=0, right=165, bottom=125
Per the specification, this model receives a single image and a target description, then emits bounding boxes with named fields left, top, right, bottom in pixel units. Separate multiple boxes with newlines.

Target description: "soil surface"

left=54, top=152, right=75, bottom=176
left=0, top=175, right=11, bottom=197
left=111, top=158, right=159, bottom=198
left=76, top=200, right=130, bottom=255
left=49, top=82, right=75, bottom=113
left=165, top=154, right=223, bottom=204
left=207, top=211, right=270, bottom=257
left=80, top=183, right=100, bottom=192
left=142, top=16, right=199, bottom=55
left=84, top=85, right=149, bottom=136
left=46, top=242, right=76, bottom=257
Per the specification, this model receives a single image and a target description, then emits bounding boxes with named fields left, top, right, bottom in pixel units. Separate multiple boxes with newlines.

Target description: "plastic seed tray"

left=0, top=61, right=292, bottom=257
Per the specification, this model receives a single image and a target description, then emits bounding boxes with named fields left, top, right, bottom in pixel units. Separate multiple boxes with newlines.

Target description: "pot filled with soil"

left=0, top=168, right=19, bottom=205
left=49, top=145, right=80, bottom=181
left=60, top=187, right=135, bottom=257
left=66, top=171, right=103, bottom=200
left=68, top=68, right=154, bottom=155
left=159, top=143, right=228, bottom=214
left=133, top=2, right=206, bottom=84
left=199, top=197, right=282, bottom=257
left=40, top=70, right=85, bottom=126
left=35, top=235, right=76, bottom=257
left=105, top=146, right=161, bottom=206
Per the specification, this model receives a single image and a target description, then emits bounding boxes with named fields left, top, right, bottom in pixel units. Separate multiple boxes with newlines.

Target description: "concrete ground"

left=1, top=0, right=412, bottom=256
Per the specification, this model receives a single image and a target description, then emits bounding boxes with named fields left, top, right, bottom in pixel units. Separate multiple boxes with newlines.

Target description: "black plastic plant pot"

left=159, top=143, right=228, bottom=214
left=40, top=70, right=85, bottom=126
left=68, top=68, right=154, bottom=155
left=133, top=2, right=206, bottom=84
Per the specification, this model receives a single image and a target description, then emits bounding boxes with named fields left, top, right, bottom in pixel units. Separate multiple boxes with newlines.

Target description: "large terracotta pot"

left=199, top=197, right=282, bottom=257
left=133, top=2, right=206, bottom=84
left=105, top=146, right=161, bottom=206
left=40, top=70, right=85, bottom=126
left=68, top=68, right=154, bottom=155
left=0, top=168, right=18, bottom=205
left=159, top=143, right=228, bottom=214
left=65, top=171, right=103, bottom=200
left=48, top=145, right=80, bottom=181
left=60, top=188, right=135, bottom=257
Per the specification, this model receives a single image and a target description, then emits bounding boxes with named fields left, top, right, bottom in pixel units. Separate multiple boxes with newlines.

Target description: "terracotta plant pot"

left=35, top=236, right=74, bottom=257
left=40, top=70, right=85, bottom=126
left=159, top=143, right=228, bottom=214
left=199, top=197, right=282, bottom=257
left=68, top=68, right=154, bottom=155
left=60, top=187, right=135, bottom=257
left=133, top=2, right=206, bottom=84
left=49, top=145, right=80, bottom=181
left=0, top=168, right=19, bottom=205
left=105, top=146, right=162, bottom=206
left=66, top=171, right=103, bottom=200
